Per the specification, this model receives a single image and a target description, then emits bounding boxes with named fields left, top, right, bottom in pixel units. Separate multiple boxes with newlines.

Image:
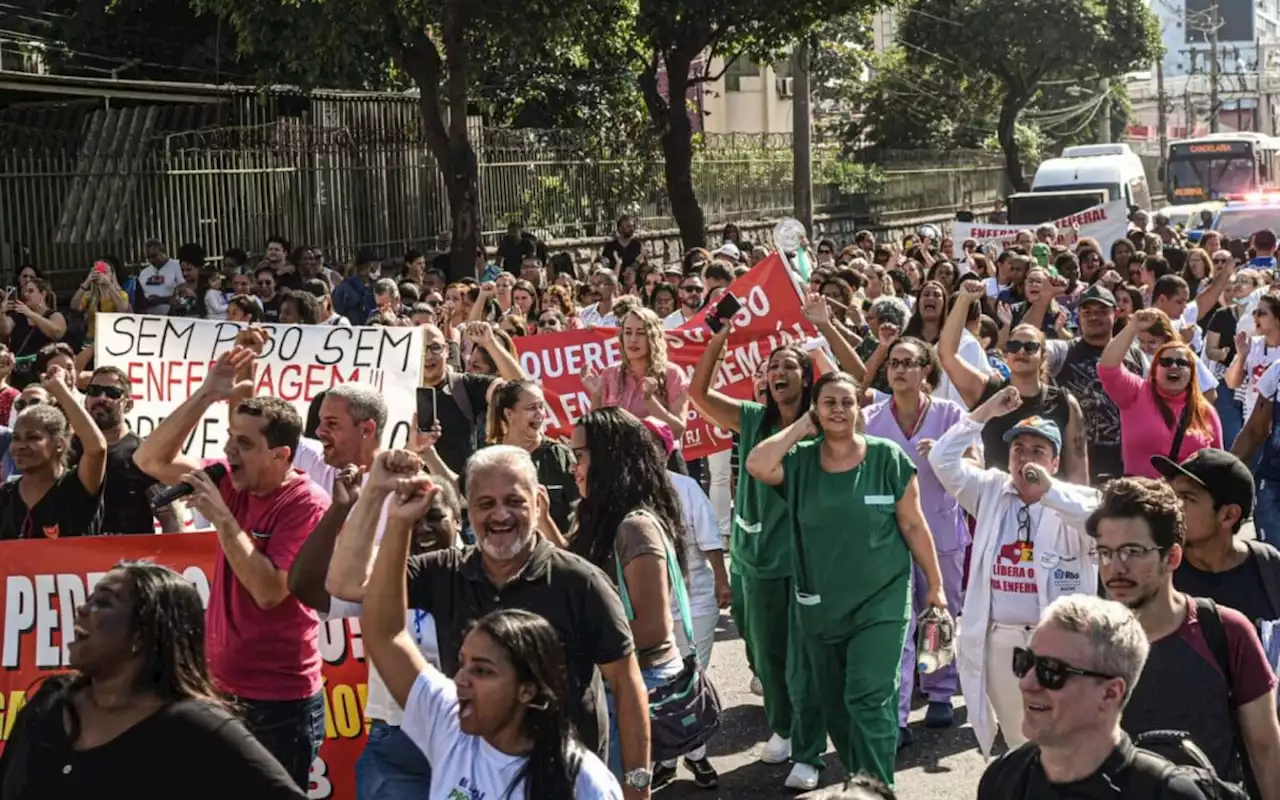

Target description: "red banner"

left=516, top=255, right=816, bottom=458
left=0, top=535, right=365, bottom=800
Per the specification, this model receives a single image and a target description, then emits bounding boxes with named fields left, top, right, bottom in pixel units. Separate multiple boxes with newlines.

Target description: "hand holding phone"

left=416, top=387, right=438, bottom=432
left=705, top=293, right=743, bottom=334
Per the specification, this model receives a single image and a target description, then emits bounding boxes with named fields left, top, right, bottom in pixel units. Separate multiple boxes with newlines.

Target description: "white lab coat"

left=928, top=417, right=1101, bottom=757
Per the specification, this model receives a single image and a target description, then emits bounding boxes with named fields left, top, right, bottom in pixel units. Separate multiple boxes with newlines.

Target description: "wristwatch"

left=623, top=768, right=652, bottom=790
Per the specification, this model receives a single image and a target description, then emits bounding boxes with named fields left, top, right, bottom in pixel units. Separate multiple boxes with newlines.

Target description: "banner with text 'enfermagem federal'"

left=952, top=199, right=1130, bottom=252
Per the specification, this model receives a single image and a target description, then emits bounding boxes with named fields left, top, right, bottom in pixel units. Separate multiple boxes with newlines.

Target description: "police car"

left=1210, top=193, right=1280, bottom=242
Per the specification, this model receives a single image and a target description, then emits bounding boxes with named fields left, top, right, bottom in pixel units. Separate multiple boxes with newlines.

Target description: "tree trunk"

left=642, top=50, right=706, bottom=250
left=997, top=91, right=1030, bottom=193
left=445, top=142, right=481, bottom=281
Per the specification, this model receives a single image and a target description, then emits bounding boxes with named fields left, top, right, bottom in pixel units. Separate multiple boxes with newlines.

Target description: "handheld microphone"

left=151, top=463, right=228, bottom=509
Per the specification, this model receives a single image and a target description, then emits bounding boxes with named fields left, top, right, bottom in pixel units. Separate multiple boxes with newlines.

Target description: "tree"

left=897, top=0, right=1160, bottom=191
left=201, top=0, right=628, bottom=278
left=634, top=0, right=889, bottom=249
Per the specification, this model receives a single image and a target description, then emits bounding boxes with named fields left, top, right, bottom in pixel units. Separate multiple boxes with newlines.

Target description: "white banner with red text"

left=952, top=200, right=1130, bottom=252
left=95, top=314, right=423, bottom=457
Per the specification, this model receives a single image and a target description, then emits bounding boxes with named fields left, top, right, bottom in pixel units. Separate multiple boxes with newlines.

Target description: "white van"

left=1031, top=143, right=1152, bottom=210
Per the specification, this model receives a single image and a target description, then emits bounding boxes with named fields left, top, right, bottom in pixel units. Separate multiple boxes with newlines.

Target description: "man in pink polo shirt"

left=135, top=345, right=329, bottom=790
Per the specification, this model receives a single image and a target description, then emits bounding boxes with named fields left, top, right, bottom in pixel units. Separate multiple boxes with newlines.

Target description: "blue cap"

left=1001, top=415, right=1062, bottom=455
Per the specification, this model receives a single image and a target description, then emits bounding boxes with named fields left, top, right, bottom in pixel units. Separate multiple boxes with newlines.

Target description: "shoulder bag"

left=614, top=511, right=722, bottom=762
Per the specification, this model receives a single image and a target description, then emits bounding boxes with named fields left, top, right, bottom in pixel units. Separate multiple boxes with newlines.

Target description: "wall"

left=700, top=59, right=794, bottom=135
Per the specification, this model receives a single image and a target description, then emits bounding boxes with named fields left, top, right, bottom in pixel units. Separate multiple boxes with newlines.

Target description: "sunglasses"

left=1006, top=340, right=1042, bottom=355
left=86, top=384, right=127, bottom=399
left=1012, top=647, right=1116, bottom=691
left=257, top=280, right=273, bottom=286
left=538, top=318, right=560, bottom=328
left=14, top=398, right=42, bottom=412
left=1158, top=356, right=1191, bottom=370
left=680, top=286, right=704, bottom=293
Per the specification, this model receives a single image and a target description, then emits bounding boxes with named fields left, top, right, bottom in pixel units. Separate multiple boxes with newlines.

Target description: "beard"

left=479, top=528, right=534, bottom=561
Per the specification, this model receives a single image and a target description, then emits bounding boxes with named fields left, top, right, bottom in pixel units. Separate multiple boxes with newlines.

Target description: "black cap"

left=1151, top=449, right=1254, bottom=519
left=1079, top=284, right=1116, bottom=308
left=356, top=247, right=381, bottom=266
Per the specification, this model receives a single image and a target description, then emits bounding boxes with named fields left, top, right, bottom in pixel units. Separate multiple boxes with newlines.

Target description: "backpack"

left=1127, top=730, right=1250, bottom=800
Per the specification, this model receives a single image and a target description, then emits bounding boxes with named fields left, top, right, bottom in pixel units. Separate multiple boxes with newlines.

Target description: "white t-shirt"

left=667, top=471, right=722, bottom=620
left=293, top=437, right=336, bottom=496
left=989, top=503, right=1044, bottom=625
left=1256, top=360, right=1280, bottom=407
left=578, top=303, right=617, bottom=327
left=1179, top=305, right=1203, bottom=354
left=327, top=599, right=439, bottom=725
left=934, top=328, right=988, bottom=410
left=662, top=309, right=696, bottom=330
left=984, top=278, right=1008, bottom=298
left=137, top=258, right=183, bottom=315
left=401, top=670, right=622, bottom=799
left=324, top=312, right=352, bottom=326
left=1243, top=337, right=1280, bottom=423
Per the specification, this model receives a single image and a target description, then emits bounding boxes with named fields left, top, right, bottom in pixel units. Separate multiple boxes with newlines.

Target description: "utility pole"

left=1156, top=55, right=1169, bottom=167
left=791, top=37, right=814, bottom=234
left=1098, top=78, right=1112, bottom=143
left=1208, top=2, right=1220, bottom=132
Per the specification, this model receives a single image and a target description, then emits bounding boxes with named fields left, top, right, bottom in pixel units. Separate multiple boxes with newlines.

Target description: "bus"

left=1164, top=132, right=1280, bottom=204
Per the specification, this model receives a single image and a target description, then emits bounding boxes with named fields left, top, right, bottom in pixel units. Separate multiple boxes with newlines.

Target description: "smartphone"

left=416, top=387, right=438, bottom=432
left=705, top=293, right=743, bottom=334
left=93, top=261, right=109, bottom=274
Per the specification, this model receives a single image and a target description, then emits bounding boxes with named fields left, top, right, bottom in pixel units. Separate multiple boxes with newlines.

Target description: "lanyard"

left=890, top=394, right=930, bottom=440
left=411, top=610, right=428, bottom=644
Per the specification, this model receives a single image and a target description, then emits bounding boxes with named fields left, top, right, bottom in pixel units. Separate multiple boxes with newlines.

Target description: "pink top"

left=205, top=459, right=330, bottom=700
left=600, top=362, right=688, bottom=421
left=1098, top=364, right=1223, bottom=479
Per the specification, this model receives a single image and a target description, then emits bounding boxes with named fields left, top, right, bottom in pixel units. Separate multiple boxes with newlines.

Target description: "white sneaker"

left=750, top=675, right=764, bottom=696
left=760, top=733, right=791, bottom=764
left=785, top=763, right=820, bottom=791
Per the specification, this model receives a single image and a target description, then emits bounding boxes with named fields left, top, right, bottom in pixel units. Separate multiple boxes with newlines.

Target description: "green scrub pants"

left=802, top=582, right=911, bottom=786
left=737, top=573, right=827, bottom=768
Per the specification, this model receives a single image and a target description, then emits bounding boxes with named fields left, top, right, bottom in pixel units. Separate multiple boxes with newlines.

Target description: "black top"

left=1206, top=307, right=1241, bottom=368
left=977, top=736, right=1207, bottom=799
left=260, top=295, right=283, bottom=323
left=979, top=377, right=1073, bottom=474
left=427, top=371, right=497, bottom=478
left=530, top=439, right=579, bottom=534
left=601, top=238, right=644, bottom=270
left=6, top=311, right=54, bottom=360
left=0, top=678, right=306, bottom=800
left=72, top=433, right=158, bottom=535
left=0, top=470, right=103, bottom=540
left=1174, top=550, right=1278, bottom=627
left=1051, top=338, right=1146, bottom=484
left=406, top=540, right=634, bottom=757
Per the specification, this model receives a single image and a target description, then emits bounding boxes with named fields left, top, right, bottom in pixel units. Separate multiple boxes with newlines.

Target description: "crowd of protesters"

left=1, top=207, right=1280, bottom=800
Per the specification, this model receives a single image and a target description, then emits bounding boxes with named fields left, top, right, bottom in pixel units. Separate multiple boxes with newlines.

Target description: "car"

left=1210, top=194, right=1280, bottom=242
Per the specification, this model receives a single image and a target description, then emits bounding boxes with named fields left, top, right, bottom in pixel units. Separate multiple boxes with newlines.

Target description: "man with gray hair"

left=978, top=595, right=1206, bottom=798
left=326, top=444, right=655, bottom=797
left=580, top=268, right=620, bottom=326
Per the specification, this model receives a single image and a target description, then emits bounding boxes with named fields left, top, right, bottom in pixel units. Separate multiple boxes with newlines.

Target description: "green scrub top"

left=780, top=435, right=915, bottom=642
left=732, top=401, right=807, bottom=580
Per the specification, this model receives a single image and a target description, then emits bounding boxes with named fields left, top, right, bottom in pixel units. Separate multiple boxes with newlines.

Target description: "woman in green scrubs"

left=746, top=370, right=948, bottom=787
left=689, top=329, right=828, bottom=790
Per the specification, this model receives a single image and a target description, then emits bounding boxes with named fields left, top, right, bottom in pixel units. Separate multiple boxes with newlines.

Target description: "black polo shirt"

left=405, top=540, right=634, bottom=756
left=977, top=735, right=1207, bottom=799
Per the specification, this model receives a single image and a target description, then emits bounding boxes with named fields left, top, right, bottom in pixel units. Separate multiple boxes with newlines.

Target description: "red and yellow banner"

left=0, top=535, right=365, bottom=800
left=515, top=254, right=816, bottom=458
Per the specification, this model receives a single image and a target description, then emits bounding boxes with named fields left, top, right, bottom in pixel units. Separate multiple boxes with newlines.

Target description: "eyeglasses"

left=257, top=280, right=273, bottom=287
left=14, top=398, right=42, bottom=412
left=1006, top=340, right=1042, bottom=355
left=1157, top=357, right=1191, bottom=370
left=1213, top=258, right=1233, bottom=265
left=424, top=344, right=446, bottom=356
left=86, top=384, right=126, bottom=399
left=1089, top=544, right=1163, bottom=566
left=1012, top=647, right=1116, bottom=691
left=887, top=358, right=925, bottom=369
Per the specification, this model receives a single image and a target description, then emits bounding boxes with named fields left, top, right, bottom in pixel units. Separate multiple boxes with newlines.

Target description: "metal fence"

left=0, top=99, right=854, bottom=286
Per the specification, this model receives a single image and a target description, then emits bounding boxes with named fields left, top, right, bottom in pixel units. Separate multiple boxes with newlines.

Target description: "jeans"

left=1215, top=377, right=1244, bottom=449
left=238, top=691, right=326, bottom=791
left=356, top=720, right=433, bottom=800
left=1257, top=480, right=1280, bottom=544
left=605, top=657, right=684, bottom=775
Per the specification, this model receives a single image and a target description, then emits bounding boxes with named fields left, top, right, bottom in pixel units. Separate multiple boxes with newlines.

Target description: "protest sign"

left=516, top=254, right=817, bottom=458
left=96, top=315, right=423, bottom=457
left=0, top=535, right=365, bottom=799
left=952, top=200, right=1129, bottom=253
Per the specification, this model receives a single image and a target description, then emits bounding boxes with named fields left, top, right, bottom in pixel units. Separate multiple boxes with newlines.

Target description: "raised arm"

left=1196, top=262, right=1234, bottom=321
left=1101, top=311, right=1146, bottom=369
left=941, top=281, right=997, bottom=409
left=462, top=322, right=525, bottom=381
left=363, top=476, right=440, bottom=710
left=804, top=292, right=866, bottom=381
left=43, top=366, right=107, bottom=494
left=1227, top=330, right=1252, bottom=390
left=688, top=317, right=744, bottom=432
left=325, top=450, right=421, bottom=602
left=745, top=412, right=816, bottom=487
left=289, top=468, right=360, bottom=612
left=1061, top=394, right=1090, bottom=486
left=133, top=347, right=255, bottom=486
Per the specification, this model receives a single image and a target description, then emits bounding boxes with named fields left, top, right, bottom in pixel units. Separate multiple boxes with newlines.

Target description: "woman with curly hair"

left=568, top=407, right=690, bottom=777
left=582, top=307, right=690, bottom=467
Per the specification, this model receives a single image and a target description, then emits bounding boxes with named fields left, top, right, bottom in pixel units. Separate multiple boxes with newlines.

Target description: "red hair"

left=1149, top=341, right=1214, bottom=439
